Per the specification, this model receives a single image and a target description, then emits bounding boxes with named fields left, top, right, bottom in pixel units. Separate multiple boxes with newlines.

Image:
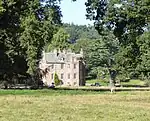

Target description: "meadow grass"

left=0, top=89, right=150, bottom=121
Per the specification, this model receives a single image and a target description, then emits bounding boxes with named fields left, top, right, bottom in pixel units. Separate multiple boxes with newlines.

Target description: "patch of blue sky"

left=59, top=0, right=93, bottom=25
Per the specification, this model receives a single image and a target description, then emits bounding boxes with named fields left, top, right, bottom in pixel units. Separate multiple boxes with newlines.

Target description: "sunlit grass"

left=86, top=79, right=108, bottom=86
left=0, top=90, right=150, bottom=121
left=121, top=79, right=145, bottom=86
left=86, top=79, right=146, bottom=86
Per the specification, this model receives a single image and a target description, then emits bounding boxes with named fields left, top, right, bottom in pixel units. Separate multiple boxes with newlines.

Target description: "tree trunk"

left=108, top=69, right=116, bottom=88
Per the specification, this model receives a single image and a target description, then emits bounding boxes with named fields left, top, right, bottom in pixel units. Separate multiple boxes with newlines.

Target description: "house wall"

left=43, top=61, right=80, bottom=86
left=39, top=50, right=85, bottom=87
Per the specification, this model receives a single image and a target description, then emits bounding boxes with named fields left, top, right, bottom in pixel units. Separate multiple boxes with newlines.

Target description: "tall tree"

left=86, top=31, right=119, bottom=86
left=85, top=0, right=150, bottom=82
left=0, top=0, right=62, bottom=84
left=136, top=32, right=150, bottom=79
left=0, top=0, right=29, bottom=81
left=46, top=28, right=70, bottom=52
left=20, top=0, right=62, bottom=75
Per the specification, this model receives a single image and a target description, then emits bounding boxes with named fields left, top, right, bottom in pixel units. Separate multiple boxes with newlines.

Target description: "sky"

left=60, top=0, right=93, bottom=25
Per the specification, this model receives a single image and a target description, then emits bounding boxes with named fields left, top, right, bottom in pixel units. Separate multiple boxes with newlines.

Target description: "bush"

left=54, top=73, right=61, bottom=86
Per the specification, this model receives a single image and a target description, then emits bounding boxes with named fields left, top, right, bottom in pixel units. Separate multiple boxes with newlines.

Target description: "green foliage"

left=20, top=0, right=62, bottom=75
left=145, top=80, right=150, bottom=87
left=85, top=0, right=150, bottom=83
left=0, top=0, right=29, bottom=82
left=0, top=0, right=62, bottom=84
left=64, top=23, right=100, bottom=42
left=0, top=0, right=149, bottom=87
left=137, top=32, right=150, bottom=75
left=85, top=0, right=149, bottom=37
left=46, top=28, right=70, bottom=52
left=72, top=29, right=120, bottom=86
left=54, top=73, right=61, bottom=86
left=85, top=31, right=119, bottom=86
left=72, top=38, right=92, bottom=53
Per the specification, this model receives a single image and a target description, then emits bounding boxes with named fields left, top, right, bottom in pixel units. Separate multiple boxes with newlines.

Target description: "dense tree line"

left=63, top=23, right=100, bottom=43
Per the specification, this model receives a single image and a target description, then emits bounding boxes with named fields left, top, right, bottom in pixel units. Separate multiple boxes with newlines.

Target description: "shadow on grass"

left=0, top=88, right=106, bottom=96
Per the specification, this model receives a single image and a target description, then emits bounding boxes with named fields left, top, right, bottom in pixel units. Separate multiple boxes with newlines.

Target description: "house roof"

left=45, top=52, right=83, bottom=64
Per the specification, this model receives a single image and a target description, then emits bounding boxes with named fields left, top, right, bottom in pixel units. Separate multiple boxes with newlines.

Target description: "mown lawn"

left=86, top=79, right=146, bottom=87
left=86, top=79, right=108, bottom=86
left=121, top=79, right=146, bottom=86
left=0, top=89, right=150, bottom=121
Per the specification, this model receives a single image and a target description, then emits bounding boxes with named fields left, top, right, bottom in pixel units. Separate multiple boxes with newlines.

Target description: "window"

left=72, top=57, right=74, bottom=62
left=72, top=57, right=76, bottom=62
left=68, top=64, right=70, bottom=68
left=74, top=73, right=76, bottom=79
left=68, top=74, right=70, bottom=79
left=74, top=64, right=76, bottom=69
left=61, top=73, right=64, bottom=79
left=51, top=74, right=53, bottom=79
left=61, top=64, right=64, bottom=69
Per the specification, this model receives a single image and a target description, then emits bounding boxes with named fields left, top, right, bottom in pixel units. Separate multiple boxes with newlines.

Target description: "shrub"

left=54, top=73, right=61, bottom=86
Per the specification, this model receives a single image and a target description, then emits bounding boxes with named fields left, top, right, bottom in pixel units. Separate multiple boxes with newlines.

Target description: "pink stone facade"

left=39, top=49, right=85, bottom=86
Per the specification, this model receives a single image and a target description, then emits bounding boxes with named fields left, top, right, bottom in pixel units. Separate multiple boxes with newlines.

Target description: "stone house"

left=39, top=49, right=85, bottom=86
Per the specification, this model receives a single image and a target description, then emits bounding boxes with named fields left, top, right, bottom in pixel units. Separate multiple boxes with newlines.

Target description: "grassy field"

left=86, top=79, right=146, bottom=86
left=0, top=89, right=150, bottom=121
left=120, top=79, right=145, bottom=86
left=86, top=79, right=108, bottom=86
